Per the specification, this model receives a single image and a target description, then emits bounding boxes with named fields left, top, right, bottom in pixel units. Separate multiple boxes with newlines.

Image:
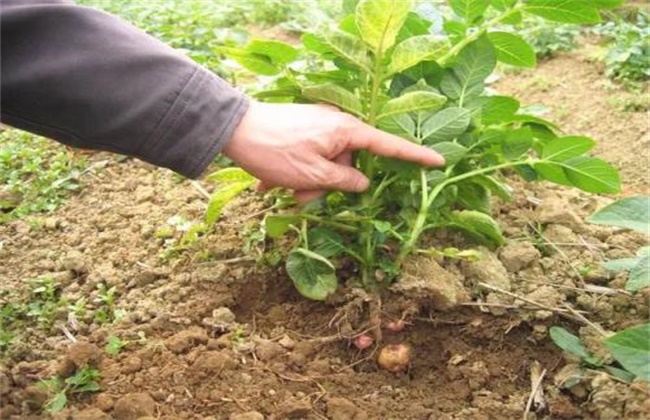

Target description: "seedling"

left=94, top=283, right=125, bottom=325
left=104, top=332, right=147, bottom=356
left=214, top=0, right=622, bottom=308
left=25, top=276, right=67, bottom=329
left=38, top=365, right=101, bottom=413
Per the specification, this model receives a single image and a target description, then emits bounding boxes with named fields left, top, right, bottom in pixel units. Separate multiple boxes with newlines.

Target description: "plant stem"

left=395, top=159, right=533, bottom=267
left=300, top=214, right=359, bottom=233
left=437, top=6, right=523, bottom=67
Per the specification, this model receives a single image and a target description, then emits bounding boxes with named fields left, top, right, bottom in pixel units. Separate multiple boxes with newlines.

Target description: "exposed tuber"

left=352, top=334, right=374, bottom=350
left=377, top=343, right=412, bottom=372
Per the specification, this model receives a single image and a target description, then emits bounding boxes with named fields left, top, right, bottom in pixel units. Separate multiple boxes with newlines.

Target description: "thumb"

left=320, top=161, right=370, bottom=192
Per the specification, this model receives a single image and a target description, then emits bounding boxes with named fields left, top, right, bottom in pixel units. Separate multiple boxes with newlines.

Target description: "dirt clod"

left=276, top=398, right=312, bottom=419
left=499, top=242, right=541, bottom=273
left=71, top=407, right=112, bottom=420
left=58, top=342, right=102, bottom=377
left=254, top=339, right=285, bottom=362
left=121, top=356, right=143, bottom=374
left=165, top=326, right=208, bottom=354
left=327, top=397, right=368, bottom=420
left=395, top=256, right=468, bottom=310
left=113, top=392, right=156, bottom=420
left=537, top=197, right=583, bottom=228
left=95, top=393, right=115, bottom=411
left=228, top=411, right=265, bottom=420
left=189, top=351, right=236, bottom=378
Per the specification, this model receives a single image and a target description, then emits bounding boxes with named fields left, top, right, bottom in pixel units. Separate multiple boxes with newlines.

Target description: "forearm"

left=0, top=0, right=248, bottom=178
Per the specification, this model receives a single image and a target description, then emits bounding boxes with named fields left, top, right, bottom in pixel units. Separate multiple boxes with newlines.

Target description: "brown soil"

left=1, top=43, right=649, bottom=420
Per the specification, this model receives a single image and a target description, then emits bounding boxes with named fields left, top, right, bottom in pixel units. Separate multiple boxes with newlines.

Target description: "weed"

left=518, top=16, right=581, bottom=59
left=93, top=283, right=124, bottom=324
left=39, top=365, right=101, bottom=412
left=0, top=130, right=86, bottom=223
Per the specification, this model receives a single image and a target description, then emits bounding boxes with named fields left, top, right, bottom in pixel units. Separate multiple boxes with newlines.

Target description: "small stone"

left=543, top=224, right=579, bottom=248
left=95, top=393, right=114, bottom=411
left=239, top=373, right=253, bottom=384
left=0, top=370, right=14, bottom=396
left=499, top=242, right=541, bottom=273
left=113, top=393, right=156, bottom=420
left=135, top=186, right=155, bottom=203
left=229, top=411, right=265, bottom=420
left=135, top=271, right=158, bottom=287
left=254, top=340, right=286, bottom=362
left=121, top=356, right=143, bottom=374
left=393, top=255, right=468, bottom=310
left=43, top=217, right=60, bottom=230
left=165, top=326, right=208, bottom=354
left=212, top=307, right=236, bottom=324
left=327, top=397, right=368, bottom=420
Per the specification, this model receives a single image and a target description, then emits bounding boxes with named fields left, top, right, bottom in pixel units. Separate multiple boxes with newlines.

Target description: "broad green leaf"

left=480, top=96, right=520, bottom=125
left=47, top=392, right=68, bottom=412
left=397, top=11, right=433, bottom=43
left=264, top=214, right=301, bottom=238
left=246, top=39, right=298, bottom=66
left=542, top=136, right=596, bottom=162
left=387, top=35, right=450, bottom=77
left=214, top=47, right=280, bottom=76
left=604, top=366, right=636, bottom=383
left=522, top=0, right=602, bottom=24
left=603, top=324, right=650, bottom=382
left=301, top=33, right=330, bottom=54
left=323, top=30, right=371, bottom=72
left=343, top=0, right=360, bottom=13
left=591, top=0, right=624, bottom=8
left=473, top=175, right=513, bottom=201
left=487, top=31, right=536, bottom=68
left=286, top=248, right=338, bottom=301
left=587, top=196, right=650, bottom=233
left=429, top=142, right=468, bottom=165
left=421, top=107, right=471, bottom=143
left=447, top=210, right=505, bottom=248
left=502, top=127, right=533, bottom=160
left=377, top=91, right=447, bottom=121
left=602, top=257, right=642, bottom=272
left=550, top=326, right=597, bottom=362
left=512, top=113, right=559, bottom=129
left=457, top=182, right=491, bottom=213
left=378, top=114, right=417, bottom=140
left=104, top=335, right=124, bottom=356
left=449, top=0, right=491, bottom=21
left=491, top=0, right=517, bottom=11
left=205, top=182, right=254, bottom=226
left=440, top=36, right=496, bottom=103
left=302, top=84, right=363, bottom=117
left=535, top=157, right=621, bottom=194
left=355, top=0, right=412, bottom=52
left=308, top=228, right=347, bottom=258
left=206, top=167, right=255, bottom=184
left=627, top=255, right=650, bottom=293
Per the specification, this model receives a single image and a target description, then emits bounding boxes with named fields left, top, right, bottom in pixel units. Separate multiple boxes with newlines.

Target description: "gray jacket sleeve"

left=0, top=0, right=249, bottom=178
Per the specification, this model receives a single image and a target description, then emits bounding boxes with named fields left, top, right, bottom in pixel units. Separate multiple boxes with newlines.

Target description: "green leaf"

left=308, top=228, right=347, bottom=259
left=522, top=0, right=602, bottom=24
left=535, top=157, right=621, bottom=194
left=214, top=46, right=280, bottom=76
left=542, top=136, right=596, bottom=162
left=302, top=84, right=363, bottom=117
left=591, top=0, right=624, bottom=8
left=487, top=31, right=537, bottom=68
left=421, top=107, right=471, bottom=143
left=502, top=127, right=533, bottom=160
left=104, top=335, right=124, bottom=356
left=355, top=0, right=412, bottom=52
left=457, top=182, right=491, bottom=213
left=286, top=248, right=338, bottom=301
left=246, top=39, right=298, bottom=66
left=387, top=35, right=450, bottom=77
left=440, top=36, right=496, bottom=102
left=46, top=392, right=68, bottom=413
left=447, top=210, right=505, bottom=248
left=323, top=30, right=372, bottom=72
left=429, top=142, right=468, bottom=166
left=204, top=168, right=256, bottom=226
left=603, top=324, right=650, bottom=382
left=472, top=175, right=513, bottom=201
left=602, top=256, right=643, bottom=272
left=264, top=214, right=301, bottom=239
left=491, top=0, right=517, bottom=11
left=628, top=255, right=650, bottom=293
left=449, top=0, right=491, bottom=21
left=377, top=91, right=447, bottom=121
left=550, top=326, right=598, bottom=362
left=587, top=196, right=650, bottom=233
left=479, top=96, right=520, bottom=125
left=378, top=114, right=416, bottom=140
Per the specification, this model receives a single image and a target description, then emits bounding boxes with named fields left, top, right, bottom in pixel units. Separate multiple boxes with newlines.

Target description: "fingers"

left=343, top=119, right=445, bottom=167
left=317, top=159, right=370, bottom=192
left=294, top=190, right=325, bottom=202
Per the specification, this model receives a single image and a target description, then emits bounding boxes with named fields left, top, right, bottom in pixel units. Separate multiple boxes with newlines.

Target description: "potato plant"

left=213, top=0, right=622, bottom=302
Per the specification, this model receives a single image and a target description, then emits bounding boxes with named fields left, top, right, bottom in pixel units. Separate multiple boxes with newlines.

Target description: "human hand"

left=224, top=101, right=445, bottom=202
